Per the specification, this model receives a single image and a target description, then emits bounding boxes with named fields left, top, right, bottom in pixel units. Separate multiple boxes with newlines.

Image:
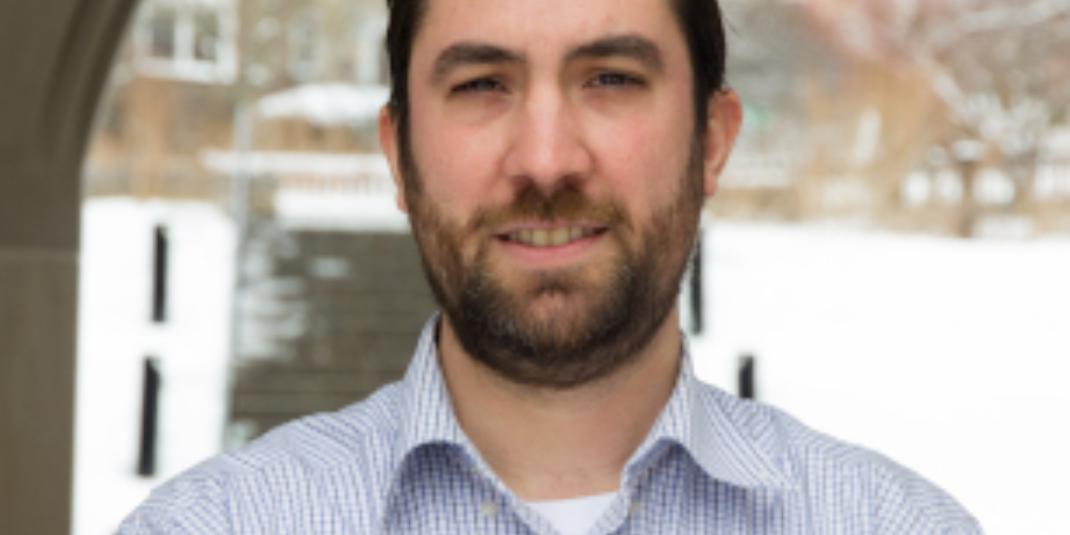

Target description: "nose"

left=501, top=86, right=593, bottom=193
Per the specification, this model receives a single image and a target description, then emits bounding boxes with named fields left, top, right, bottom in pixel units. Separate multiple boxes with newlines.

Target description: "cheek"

left=408, top=100, right=506, bottom=221
left=588, top=101, right=695, bottom=211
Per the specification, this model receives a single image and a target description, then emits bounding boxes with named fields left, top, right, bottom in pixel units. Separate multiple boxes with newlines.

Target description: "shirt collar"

left=393, top=314, right=465, bottom=458
left=624, top=337, right=794, bottom=490
left=388, top=315, right=793, bottom=497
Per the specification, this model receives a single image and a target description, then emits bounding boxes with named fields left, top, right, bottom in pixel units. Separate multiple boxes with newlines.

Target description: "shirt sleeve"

left=118, top=473, right=233, bottom=534
left=869, top=459, right=983, bottom=535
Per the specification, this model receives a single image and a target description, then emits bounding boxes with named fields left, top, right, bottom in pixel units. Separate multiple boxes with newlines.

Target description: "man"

left=121, top=0, right=981, bottom=532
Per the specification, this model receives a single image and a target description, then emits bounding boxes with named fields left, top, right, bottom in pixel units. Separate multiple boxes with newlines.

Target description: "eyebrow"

left=429, top=33, right=665, bottom=85
left=431, top=42, right=526, bottom=84
left=565, top=34, right=665, bottom=74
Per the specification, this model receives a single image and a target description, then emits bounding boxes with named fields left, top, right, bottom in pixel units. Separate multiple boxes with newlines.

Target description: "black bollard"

left=137, top=357, right=161, bottom=477
left=738, top=354, right=756, bottom=400
left=152, top=225, right=169, bottom=323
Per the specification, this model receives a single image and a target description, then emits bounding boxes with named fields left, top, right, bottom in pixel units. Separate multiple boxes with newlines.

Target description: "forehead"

left=412, top=0, right=686, bottom=65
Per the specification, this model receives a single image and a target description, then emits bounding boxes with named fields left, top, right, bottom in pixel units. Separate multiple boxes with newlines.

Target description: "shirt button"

left=480, top=500, right=499, bottom=518
left=629, top=499, right=641, bottom=514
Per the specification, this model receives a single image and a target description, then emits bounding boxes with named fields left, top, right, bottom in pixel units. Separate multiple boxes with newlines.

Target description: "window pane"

left=378, top=43, right=389, bottom=86
left=149, top=8, right=176, bottom=58
left=194, top=11, right=220, bottom=62
left=288, top=10, right=320, bottom=81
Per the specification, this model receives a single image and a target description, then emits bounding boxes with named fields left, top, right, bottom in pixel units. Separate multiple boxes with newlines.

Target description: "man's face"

left=384, top=0, right=735, bottom=387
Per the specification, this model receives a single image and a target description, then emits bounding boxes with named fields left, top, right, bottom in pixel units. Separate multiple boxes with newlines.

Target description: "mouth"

left=499, top=226, right=607, bottom=248
left=490, top=222, right=611, bottom=269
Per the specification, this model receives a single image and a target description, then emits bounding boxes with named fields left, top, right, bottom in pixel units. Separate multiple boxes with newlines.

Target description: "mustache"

left=471, top=186, right=628, bottom=233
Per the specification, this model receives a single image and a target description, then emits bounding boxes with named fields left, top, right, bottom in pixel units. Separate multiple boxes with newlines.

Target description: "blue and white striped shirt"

left=120, top=317, right=980, bottom=534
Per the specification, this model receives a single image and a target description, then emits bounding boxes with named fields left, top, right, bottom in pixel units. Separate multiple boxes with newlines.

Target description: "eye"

left=587, top=71, right=646, bottom=89
left=451, top=77, right=506, bottom=94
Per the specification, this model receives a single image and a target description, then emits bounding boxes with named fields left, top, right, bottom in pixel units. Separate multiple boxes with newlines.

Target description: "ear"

left=701, top=90, right=743, bottom=197
left=378, top=105, right=409, bottom=213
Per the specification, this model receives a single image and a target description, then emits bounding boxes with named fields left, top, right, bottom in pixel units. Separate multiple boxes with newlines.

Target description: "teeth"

left=550, top=228, right=570, bottom=245
left=507, top=227, right=597, bottom=247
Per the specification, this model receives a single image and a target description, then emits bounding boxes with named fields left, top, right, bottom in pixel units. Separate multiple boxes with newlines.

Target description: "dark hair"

left=385, top=0, right=727, bottom=143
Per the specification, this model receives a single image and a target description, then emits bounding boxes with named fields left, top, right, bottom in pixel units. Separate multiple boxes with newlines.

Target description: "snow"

left=952, top=138, right=984, bottom=161
left=200, top=149, right=391, bottom=177
left=901, top=170, right=931, bottom=206
left=255, top=83, right=389, bottom=127
left=851, top=108, right=882, bottom=166
left=1043, top=127, right=1070, bottom=153
left=73, top=199, right=235, bottom=535
left=73, top=197, right=1070, bottom=534
left=275, top=190, right=409, bottom=232
left=154, top=0, right=233, bottom=7
left=199, top=149, right=407, bottom=231
left=975, top=167, right=1015, bottom=204
left=689, top=222, right=1070, bottom=535
left=1036, top=167, right=1070, bottom=199
left=928, top=0, right=1070, bottom=51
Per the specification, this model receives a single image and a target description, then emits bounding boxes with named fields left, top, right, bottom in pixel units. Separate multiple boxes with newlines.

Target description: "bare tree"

left=812, top=0, right=1070, bottom=236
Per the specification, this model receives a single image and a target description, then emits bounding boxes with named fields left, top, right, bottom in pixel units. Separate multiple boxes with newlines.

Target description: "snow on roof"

left=276, top=191, right=409, bottom=233
left=153, top=0, right=234, bottom=8
left=1043, top=127, right=1070, bottom=153
left=199, top=149, right=404, bottom=231
left=200, top=149, right=391, bottom=178
left=256, top=83, right=390, bottom=127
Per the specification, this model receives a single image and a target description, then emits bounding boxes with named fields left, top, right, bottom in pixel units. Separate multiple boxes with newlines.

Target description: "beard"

left=401, top=137, right=706, bottom=389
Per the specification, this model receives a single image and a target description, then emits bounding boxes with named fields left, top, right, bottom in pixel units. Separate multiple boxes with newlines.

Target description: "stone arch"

left=0, top=1, right=138, bottom=533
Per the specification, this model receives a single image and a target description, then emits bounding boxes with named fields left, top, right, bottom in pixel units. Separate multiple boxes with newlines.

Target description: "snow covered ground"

left=74, top=199, right=235, bottom=535
left=73, top=198, right=1069, bottom=534
left=690, top=221, right=1070, bottom=535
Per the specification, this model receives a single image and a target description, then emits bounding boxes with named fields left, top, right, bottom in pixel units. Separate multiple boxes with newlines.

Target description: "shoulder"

left=693, top=383, right=981, bottom=534
left=119, top=382, right=405, bottom=534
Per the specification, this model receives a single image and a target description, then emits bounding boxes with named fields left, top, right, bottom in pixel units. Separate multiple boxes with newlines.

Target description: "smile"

left=502, top=227, right=605, bottom=247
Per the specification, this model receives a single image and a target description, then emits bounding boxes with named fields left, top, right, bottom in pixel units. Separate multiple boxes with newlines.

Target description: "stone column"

left=0, top=1, right=135, bottom=533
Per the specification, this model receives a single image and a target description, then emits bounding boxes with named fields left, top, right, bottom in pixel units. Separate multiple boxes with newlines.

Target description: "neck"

left=438, top=309, right=682, bottom=501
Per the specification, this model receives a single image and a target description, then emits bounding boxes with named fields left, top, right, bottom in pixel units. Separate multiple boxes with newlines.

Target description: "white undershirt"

left=526, top=492, right=618, bottom=535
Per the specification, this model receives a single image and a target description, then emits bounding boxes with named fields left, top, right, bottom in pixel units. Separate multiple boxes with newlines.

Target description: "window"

left=355, top=15, right=388, bottom=86
left=193, top=9, right=221, bottom=62
left=378, top=46, right=389, bottom=87
left=288, top=8, right=324, bottom=82
left=149, top=7, right=177, bottom=58
left=135, top=0, right=236, bottom=84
